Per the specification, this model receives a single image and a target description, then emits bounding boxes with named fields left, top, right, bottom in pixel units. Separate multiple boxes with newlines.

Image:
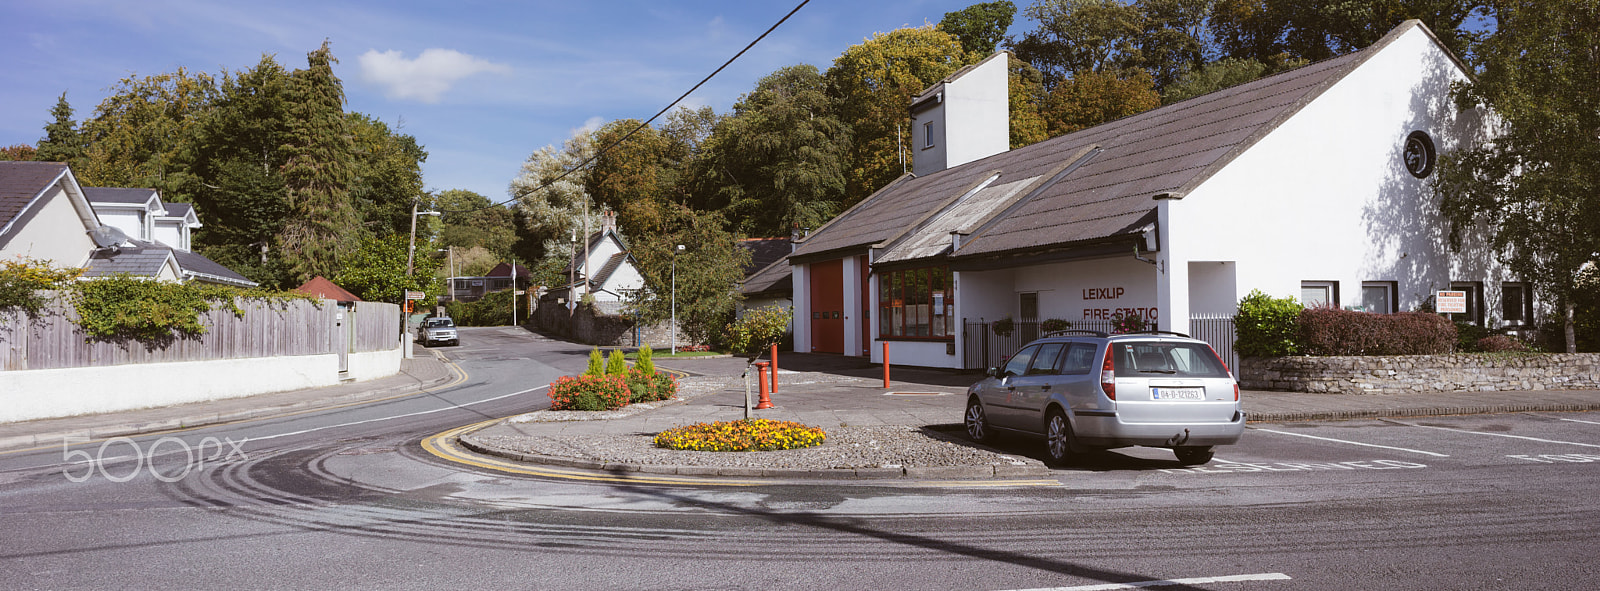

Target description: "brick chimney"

left=601, top=209, right=617, bottom=233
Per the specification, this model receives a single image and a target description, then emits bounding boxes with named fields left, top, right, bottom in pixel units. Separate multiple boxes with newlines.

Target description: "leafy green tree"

left=1039, top=69, right=1161, bottom=136
left=333, top=234, right=441, bottom=303
left=75, top=68, right=215, bottom=196
left=625, top=205, right=750, bottom=346
left=1010, top=0, right=1143, bottom=86
left=586, top=119, right=683, bottom=239
left=1434, top=1, right=1600, bottom=353
left=827, top=25, right=976, bottom=206
left=278, top=41, right=364, bottom=284
left=1159, top=56, right=1308, bottom=103
left=0, top=145, right=35, bottom=161
left=693, top=65, right=850, bottom=237
left=435, top=189, right=517, bottom=259
left=939, top=1, right=1018, bottom=55
left=1129, top=0, right=1213, bottom=91
left=1210, top=0, right=1484, bottom=64
left=348, top=113, right=428, bottom=237
left=34, top=93, right=85, bottom=164
left=724, top=305, right=793, bottom=360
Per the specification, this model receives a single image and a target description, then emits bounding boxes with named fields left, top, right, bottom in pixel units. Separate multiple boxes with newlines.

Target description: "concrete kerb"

left=0, top=351, right=459, bottom=450
left=1246, top=401, right=1600, bottom=423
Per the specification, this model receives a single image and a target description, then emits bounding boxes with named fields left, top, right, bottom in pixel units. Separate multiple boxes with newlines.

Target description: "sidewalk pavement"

left=458, top=352, right=1600, bottom=478
left=0, top=351, right=457, bottom=450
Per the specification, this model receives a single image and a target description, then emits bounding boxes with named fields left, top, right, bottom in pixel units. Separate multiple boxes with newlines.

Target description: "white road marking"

left=1384, top=419, right=1600, bottom=449
left=1558, top=418, right=1600, bottom=426
left=246, top=385, right=548, bottom=442
left=1007, top=572, right=1292, bottom=590
left=1251, top=428, right=1450, bottom=457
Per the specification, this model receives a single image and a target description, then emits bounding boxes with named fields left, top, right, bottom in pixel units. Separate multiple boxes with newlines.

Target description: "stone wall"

left=533, top=296, right=686, bottom=348
left=1239, top=354, right=1600, bottom=394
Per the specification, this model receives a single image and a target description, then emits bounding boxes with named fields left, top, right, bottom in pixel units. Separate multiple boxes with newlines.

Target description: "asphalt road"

left=2, top=327, right=1597, bottom=590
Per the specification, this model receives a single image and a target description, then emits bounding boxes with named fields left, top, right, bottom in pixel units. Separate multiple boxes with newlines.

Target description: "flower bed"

left=548, top=375, right=632, bottom=411
left=654, top=419, right=826, bottom=452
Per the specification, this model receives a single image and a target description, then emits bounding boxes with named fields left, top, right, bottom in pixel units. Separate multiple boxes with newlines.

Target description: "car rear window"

left=1111, top=341, right=1228, bottom=378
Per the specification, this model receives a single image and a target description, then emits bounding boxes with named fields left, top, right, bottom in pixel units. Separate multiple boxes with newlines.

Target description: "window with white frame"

left=1361, top=281, right=1396, bottom=313
left=923, top=121, right=934, bottom=148
left=1301, top=281, right=1338, bottom=308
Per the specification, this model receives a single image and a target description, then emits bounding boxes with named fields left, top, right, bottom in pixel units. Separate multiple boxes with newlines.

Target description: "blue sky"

left=3, top=0, right=1024, bottom=203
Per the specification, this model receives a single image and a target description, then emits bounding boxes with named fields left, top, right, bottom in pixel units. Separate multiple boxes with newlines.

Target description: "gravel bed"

left=466, top=425, right=1039, bottom=470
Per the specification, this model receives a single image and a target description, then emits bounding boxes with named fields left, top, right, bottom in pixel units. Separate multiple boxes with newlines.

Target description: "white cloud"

left=357, top=48, right=510, bottom=103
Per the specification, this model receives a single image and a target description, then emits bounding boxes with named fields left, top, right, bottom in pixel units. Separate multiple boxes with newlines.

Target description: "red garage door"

left=809, top=259, right=843, bottom=354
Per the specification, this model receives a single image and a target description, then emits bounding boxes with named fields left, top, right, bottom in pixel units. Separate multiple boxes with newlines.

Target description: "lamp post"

left=404, top=202, right=440, bottom=358
left=671, top=244, right=684, bottom=354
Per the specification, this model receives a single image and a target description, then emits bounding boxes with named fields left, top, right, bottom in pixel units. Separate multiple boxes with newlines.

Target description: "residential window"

left=923, top=121, right=934, bottom=148
left=1449, top=281, right=1485, bottom=326
left=1501, top=282, right=1533, bottom=327
left=878, top=266, right=952, bottom=340
left=1361, top=281, right=1396, bottom=313
left=1301, top=281, right=1338, bottom=308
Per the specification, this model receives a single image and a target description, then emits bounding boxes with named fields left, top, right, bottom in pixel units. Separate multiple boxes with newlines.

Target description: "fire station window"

left=1361, top=281, right=1396, bottom=313
left=1501, top=282, right=1533, bottom=327
left=1450, top=281, right=1485, bottom=326
left=1301, top=281, right=1338, bottom=308
left=923, top=121, right=935, bottom=148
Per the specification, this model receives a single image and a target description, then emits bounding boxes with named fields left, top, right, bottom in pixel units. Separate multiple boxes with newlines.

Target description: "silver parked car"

left=418, top=317, right=459, bottom=347
left=964, top=330, right=1243, bottom=466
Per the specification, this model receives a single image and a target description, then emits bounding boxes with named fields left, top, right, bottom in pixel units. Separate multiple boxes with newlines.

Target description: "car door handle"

left=1007, top=386, right=1016, bottom=391
left=1041, top=384, right=1051, bottom=391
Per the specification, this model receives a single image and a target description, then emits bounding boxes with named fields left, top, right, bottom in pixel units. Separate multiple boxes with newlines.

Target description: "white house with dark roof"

left=83, top=186, right=256, bottom=287
left=551, top=210, right=643, bottom=308
left=790, top=21, right=1520, bottom=370
left=0, top=162, right=99, bottom=268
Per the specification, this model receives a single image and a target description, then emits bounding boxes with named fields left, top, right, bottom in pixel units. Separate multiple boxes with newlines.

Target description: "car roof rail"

left=1116, top=330, right=1193, bottom=338
left=1044, top=329, right=1109, bottom=338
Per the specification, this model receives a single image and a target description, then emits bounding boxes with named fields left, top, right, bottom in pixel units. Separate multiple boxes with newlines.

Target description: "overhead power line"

left=440, top=0, right=811, bottom=215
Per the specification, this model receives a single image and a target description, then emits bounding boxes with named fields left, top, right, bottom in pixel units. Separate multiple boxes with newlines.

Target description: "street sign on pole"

left=405, top=290, right=426, bottom=301
left=1436, top=290, right=1467, bottom=314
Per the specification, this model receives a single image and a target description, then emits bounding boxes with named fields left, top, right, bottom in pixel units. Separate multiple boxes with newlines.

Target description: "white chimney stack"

left=909, top=52, right=1011, bottom=177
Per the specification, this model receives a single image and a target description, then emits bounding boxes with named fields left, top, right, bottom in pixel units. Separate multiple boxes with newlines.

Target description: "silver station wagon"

left=964, top=330, right=1244, bottom=466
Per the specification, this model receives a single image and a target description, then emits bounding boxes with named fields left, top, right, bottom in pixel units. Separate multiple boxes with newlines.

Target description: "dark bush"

left=445, top=289, right=520, bottom=326
left=1235, top=290, right=1302, bottom=357
left=1477, top=335, right=1530, bottom=352
left=1298, top=309, right=1456, bottom=356
left=1453, top=322, right=1491, bottom=352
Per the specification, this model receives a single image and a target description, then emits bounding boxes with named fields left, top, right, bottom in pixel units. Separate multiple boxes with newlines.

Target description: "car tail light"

left=1205, top=344, right=1239, bottom=400
left=1101, top=345, right=1116, bottom=400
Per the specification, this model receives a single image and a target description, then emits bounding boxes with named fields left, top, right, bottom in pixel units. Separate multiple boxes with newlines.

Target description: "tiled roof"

left=160, top=203, right=194, bottom=219
left=82, top=187, right=158, bottom=206
left=171, top=248, right=257, bottom=286
left=740, top=256, right=792, bottom=297
left=83, top=243, right=175, bottom=278
left=591, top=252, right=629, bottom=288
left=0, top=161, right=69, bottom=235
left=295, top=276, right=361, bottom=301
left=790, top=23, right=1401, bottom=267
left=738, top=238, right=791, bottom=277
left=487, top=261, right=529, bottom=278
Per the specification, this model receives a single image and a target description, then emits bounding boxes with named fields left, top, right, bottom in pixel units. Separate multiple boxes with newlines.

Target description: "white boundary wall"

left=0, top=347, right=402, bottom=423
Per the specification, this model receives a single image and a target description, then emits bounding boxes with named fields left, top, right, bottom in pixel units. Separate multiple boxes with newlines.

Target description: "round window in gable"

left=1402, top=130, right=1436, bottom=178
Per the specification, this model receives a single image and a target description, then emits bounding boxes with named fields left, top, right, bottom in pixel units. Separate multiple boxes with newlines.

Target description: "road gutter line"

left=1558, top=418, right=1600, bottom=426
left=1250, top=427, right=1449, bottom=457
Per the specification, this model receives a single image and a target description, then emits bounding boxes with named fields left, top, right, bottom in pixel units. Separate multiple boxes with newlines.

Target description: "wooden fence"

left=0, top=298, right=399, bottom=371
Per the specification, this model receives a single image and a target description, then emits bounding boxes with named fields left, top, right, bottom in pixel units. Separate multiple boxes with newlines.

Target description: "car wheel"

left=1174, top=446, right=1215, bottom=465
left=1045, top=410, right=1082, bottom=466
left=964, top=399, right=991, bottom=444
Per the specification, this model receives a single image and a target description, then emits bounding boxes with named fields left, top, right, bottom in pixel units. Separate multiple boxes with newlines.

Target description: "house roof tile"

left=0, top=161, right=70, bottom=236
left=295, top=276, right=361, bottom=301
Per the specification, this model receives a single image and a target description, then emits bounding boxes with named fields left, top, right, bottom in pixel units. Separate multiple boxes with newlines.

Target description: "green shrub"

left=443, top=289, right=516, bottom=326
left=606, top=349, right=628, bottom=376
left=724, top=306, right=792, bottom=359
left=636, top=344, right=655, bottom=375
left=1453, top=322, right=1492, bottom=352
left=1041, top=318, right=1071, bottom=333
left=0, top=257, right=82, bottom=314
left=992, top=317, right=1014, bottom=337
left=547, top=375, right=632, bottom=411
left=1477, top=335, right=1530, bottom=352
left=1110, top=311, right=1148, bottom=334
left=1235, top=290, right=1303, bottom=357
left=584, top=348, right=604, bottom=376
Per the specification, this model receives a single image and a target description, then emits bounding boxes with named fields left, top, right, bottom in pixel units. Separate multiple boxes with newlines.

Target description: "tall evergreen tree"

left=277, top=41, right=363, bottom=284
left=34, top=93, right=85, bottom=164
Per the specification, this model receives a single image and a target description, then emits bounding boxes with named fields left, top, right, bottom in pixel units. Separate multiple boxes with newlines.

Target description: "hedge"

left=1297, top=308, right=1456, bottom=356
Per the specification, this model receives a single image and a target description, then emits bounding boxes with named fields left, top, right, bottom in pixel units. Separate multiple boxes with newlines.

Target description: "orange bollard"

left=769, top=343, right=779, bottom=394
left=882, top=341, right=891, bottom=389
left=755, top=362, right=773, bottom=409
